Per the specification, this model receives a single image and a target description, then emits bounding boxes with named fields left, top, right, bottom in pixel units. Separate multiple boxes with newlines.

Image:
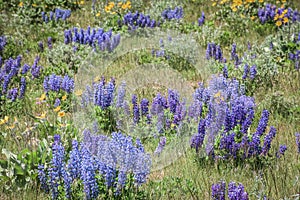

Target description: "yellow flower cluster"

left=274, top=8, right=289, bottom=27
left=212, top=0, right=266, bottom=12
left=104, top=1, right=131, bottom=14
left=0, top=116, right=9, bottom=125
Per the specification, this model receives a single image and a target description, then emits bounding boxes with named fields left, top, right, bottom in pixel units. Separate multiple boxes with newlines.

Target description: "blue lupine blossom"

left=295, top=133, right=300, bottom=153
left=211, top=181, right=226, bottom=200
left=198, top=12, right=205, bottom=26
left=227, top=181, right=249, bottom=200
left=132, top=94, right=140, bottom=124
left=276, top=145, right=287, bottom=158
left=154, top=137, right=166, bottom=155
left=19, top=77, right=26, bottom=98
left=162, top=6, right=183, bottom=20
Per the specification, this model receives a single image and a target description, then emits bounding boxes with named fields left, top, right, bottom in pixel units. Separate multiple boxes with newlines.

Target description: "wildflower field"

left=0, top=0, right=300, bottom=199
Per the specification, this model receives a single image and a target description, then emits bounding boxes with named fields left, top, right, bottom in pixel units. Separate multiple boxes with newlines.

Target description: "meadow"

left=0, top=0, right=300, bottom=199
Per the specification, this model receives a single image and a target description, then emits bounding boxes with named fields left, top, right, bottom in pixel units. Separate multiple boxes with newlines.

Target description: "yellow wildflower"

left=62, top=95, right=67, bottom=101
left=122, top=1, right=131, bottom=9
left=105, top=6, right=111, bottom=12
left=39, top=93, right=46, bottom=101
left=58, top=111, right=65, bottom=118
left=276, top=20, right=282, bottom=27
left=96, top=12, right=101, bottom=17
left=80, top=0, right=84, bottom=5
left=6, top=124, right=15, bottom=130
left=274, top=14, right=279, bottom=21
left=258, top=0, right=264, bottom=3
left=18, top=2, right=23, bottom=7
left=36, top=112, right=46, bottom=119
left=75, top=90, right=83, bottom=96
left=118, top=2, right=123, bottom=7
left=251, top=16, right=256, bottom=20
left=54, top=106, right=61, bottom=112
left=283, top=17, right=288, bottom=23
left=32, top=4, right=37, bottom=7
left=212, top=2, right=217, bottom=6
left=231, top=6, right=237, bottom=12
left=281, top=0, right=286, bottom=2
left=0, top=116, right=9, bottom=125
left=108, top=2, right=115, bottom=7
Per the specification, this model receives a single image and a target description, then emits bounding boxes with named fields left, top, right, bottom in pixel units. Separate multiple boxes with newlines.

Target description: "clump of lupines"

left=121, top=11, right=159, bottom=30
left=206, top=43, right=224, bottom=62
left=43, top=73, right=74, bottom=94
left=289, top=49, right=300, bottom=70
left=38, top=131, right=151, bottom=199
left=80, top=77, right=115, bottom=109
left=190, top=75, right=286, bottom=161
left=42, top=8, right=71, bottom=23
left=0, top=56, right=40, bottom=101
left=161, top=6, right=183, bottom=20
left=198, top=12, right=205, bottom=26
left=0, top=35, right=6, bottom=52
left=211, top=181, right=226, bottom=200
left=64, top=27, right=120, bottom=52
left=258, top=4, right=300, bottom=26
left=211, top=181, right=248, bottom=200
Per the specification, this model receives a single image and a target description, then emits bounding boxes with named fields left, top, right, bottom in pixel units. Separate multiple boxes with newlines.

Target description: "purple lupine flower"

left=21, top=64, right=30, bottom=74
left=228, top=182, right=248, bottom=200
left=48, top=37, right=53, bottom=49
left=67, top=140, right=81, bottom=180
left=249, top=133, right=261, bottom=156
left=215, top=45, right=223, bottom=61
left=161, top=6, right=184, bottom=20
left=270, top=41, right=273, bottom=50
left=241, top=109, right=254, bottom=134
left=38, top=41, right=44, bottom=52
left=231, top=43, right=237, bottom=61
left=151, top=93, right=168, bottom=115
left=198, top=12, right=205, bottom=26
left=211, top=181, right=226, bottom=200
left=7, top=88, right=18, bottom=101
left=190, top=119, right=206, bottom=153
left=261, top=126, right=276, bottom=155
left=249, top=65, right=257, bottom=80
left=0, top=36, right=6, bottom=52
left=132, top=94, right=140, bottom=123
left=295, top=133, right=300, bottom=153
left=61, top=75, right=74, bottom=93
left=242, top=64, right=249, bottom=80
left=276, top=145, right=287, bottom=158
left=54, top=98, right=61, bottom=107
left=247, top=41, right=251, bottom=51
left=19, top=77, right=26, bottom=98
left=154, top=137, right=166, bottom=155
left=168, top=89, right=180, bottom=114
left=80, top=144, right=99, bottom=199
left=255, top=110, right=269, bottom=137
left=103, top=78, right=115, bottom=108
left=38, top=164, right=49, bottom=193
left=48, top=135, right=66, bottom=200
left=140, top=98, right=149, bottom=117
left=31, top=56, right=41, bottom=79
left=116, top=81, right=126, bottom=108
left=223, top=65, right=228, bottom=78
left=47, top=74, right=61, bottom=92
